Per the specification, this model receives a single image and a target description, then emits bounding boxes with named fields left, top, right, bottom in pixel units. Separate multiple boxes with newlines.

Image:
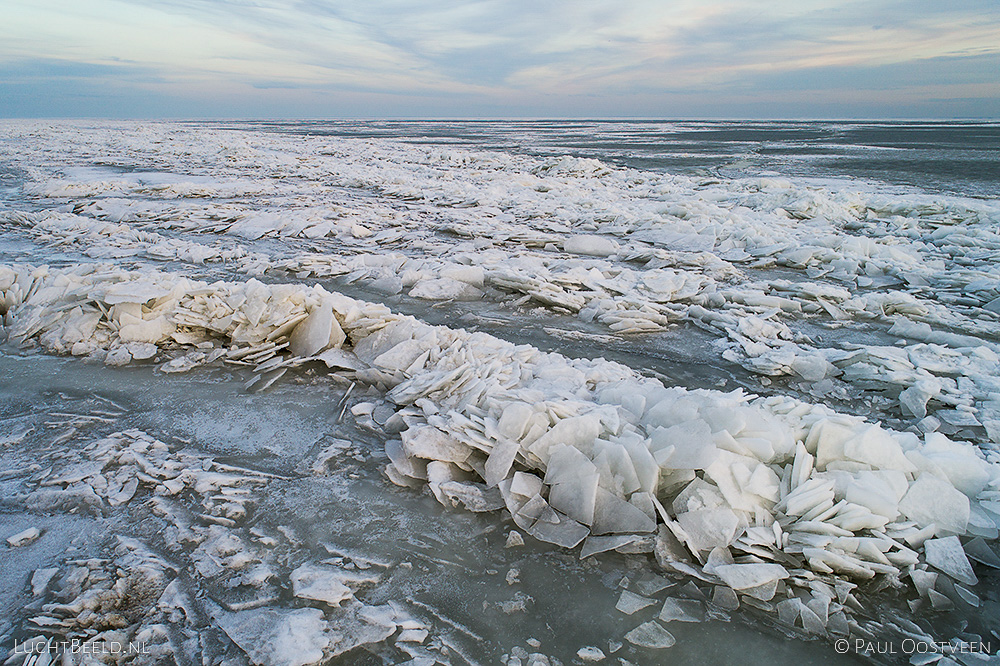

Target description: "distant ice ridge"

left=4, top=122, right=1000, bottom=441
left=4, top=209, right=271, bottom=273
left=3, top=263, right=1000, bottom=641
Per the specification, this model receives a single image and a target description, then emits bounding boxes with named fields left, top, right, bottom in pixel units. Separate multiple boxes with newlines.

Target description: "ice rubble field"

left=1, top=120, right=1000, bottom=664
left=3, top=261, right=1000, bottom=662
left=3, top=121, right=1000, bottom=439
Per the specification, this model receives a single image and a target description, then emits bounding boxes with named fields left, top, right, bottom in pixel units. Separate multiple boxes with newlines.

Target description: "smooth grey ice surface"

left=1, top=120, right=999, bottom=666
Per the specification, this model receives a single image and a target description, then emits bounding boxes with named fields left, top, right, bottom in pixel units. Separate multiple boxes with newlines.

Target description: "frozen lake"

left=1, top=120, right=999, bottom=665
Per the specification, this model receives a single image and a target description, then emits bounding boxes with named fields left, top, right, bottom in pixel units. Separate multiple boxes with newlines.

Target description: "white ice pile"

left=3, top=262, right=1000, bottom=644
left=3, top=209, right=271, bottom=274
left=5, top=121, right=1000, bottom=437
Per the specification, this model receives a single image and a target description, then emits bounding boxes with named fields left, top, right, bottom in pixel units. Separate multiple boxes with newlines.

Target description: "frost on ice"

left=2, top=262, right=1000, bottom=649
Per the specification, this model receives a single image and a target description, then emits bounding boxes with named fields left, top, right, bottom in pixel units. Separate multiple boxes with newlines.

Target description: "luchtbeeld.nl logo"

left=13, top=637, right=150, bottom=658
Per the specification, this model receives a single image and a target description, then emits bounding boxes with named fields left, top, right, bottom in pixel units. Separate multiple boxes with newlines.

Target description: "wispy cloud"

left=0, top=0, right=997, bottom=117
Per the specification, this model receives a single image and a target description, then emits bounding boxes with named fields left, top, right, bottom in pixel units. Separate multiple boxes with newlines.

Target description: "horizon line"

left=3, top=116, right=999, bottom=123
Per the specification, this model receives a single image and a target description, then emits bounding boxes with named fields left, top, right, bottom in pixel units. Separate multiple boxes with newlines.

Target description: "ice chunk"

left=581, top=534, right=642, bottom=559
left=105, top=345, right=133, bottom=366
left=672, top=478, right=727, bottom=514
left=385, top=439, right=427, bottom=481
left=593, top=441, right=642, bottom=495
left=984, top=296, right=1000, bottom=314
left=289, top=298, right=342, bottom=357
left=714, top=563, right=789, bottom=591
left=436, top=481, right=505, bottom=512
left=546, top=445, right=600, bottom=526
left=510, top=471, right=544, bottom=499
left=676, top=508, right=740, bottom=552
left=528, top=415, right=602, bottom=460
left=215, top=607, right=330, bottom=666
left=711, top=586, right=740, bottom=611
left=591, top=487, right=656, bottom=534
left=291, top=564, right=354, bottom=606
left=563, top=235, right=618, bottom=257
left=440, top=265, right=485, bottom=288
left=484, top=435, right=521, bottom=487
left=316, top=347, right=365, bottom=371
left=658, top=598, right=704, bottom=623
left=372, top=339, right=429, bottom=373
left=102, top=280, right=173, bottom=305
left=842, top=425, right=914, bottom=472
left=498, top=402, right=535, bottom=440
left=705, top=452, right=779, bottom=513
left=624, top=621, right=675, bottom=649
left=790, top=354, right=830, bottom=382
left=937, top=410, right=981, bottom=427
left=616, top=590, right=657, bottom=615
left=924, top=536, right=978, bottom=585
left=6, top=527, right=41, bottom=547
left=964, top=536, right=1000, bottom=568
left=401, top=426, right=470, bottom=464
left=898, top=475, right=970, bottom=536
left=806, top=419, right=855, bottom=470
left=909, top=568, right=938, bottom=598
left=802, top=547, right=877, bottom=580
left=843, top=471, right=906, bottom=520
left=650, top=420, right=718, bottom=470
left=30, top=567, right=58, bottom=596
left=409, top=277, right=483, bottom=301
left=505, top=530, right=525, bottom=548
left=899, top=381, right=940, bottom=419
left=526, top=513, right=589, bottom=549
left=576, top=646, right=606, bottom=662
left=914, top=432, right=992, bottom=496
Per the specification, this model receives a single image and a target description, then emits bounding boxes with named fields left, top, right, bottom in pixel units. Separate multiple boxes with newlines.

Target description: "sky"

left=1, top=0, right=998, bottom=119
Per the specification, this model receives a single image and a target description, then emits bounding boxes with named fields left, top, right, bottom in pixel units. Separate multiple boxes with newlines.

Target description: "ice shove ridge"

left=2, top=262, right=1000, bottom=635
left=9, top=204, right=1000, bottom=447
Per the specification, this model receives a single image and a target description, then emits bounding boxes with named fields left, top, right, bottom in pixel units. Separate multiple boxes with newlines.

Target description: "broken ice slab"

left=288, top=297, right=344, bottom=357
left=963, top=536, right=1000, bottom=568
left=624, top=620, right=676, bottom=649
left=291, top=563, right=356, bottom=606
left=898, top=475, right=970, bottom=536
left=580, top=534, right=643, bottom=559
left=658, top=598, right=704, bottom=623
left=923, top=536, right=978, bottom=586
left=713, top=563, right=789, bottom=591
left=615, top=590, right=657, bottom=615
left=409, top=277, right=483, bottom=301
left=563, top=235, right=619, bottom=257
left=6, top=526, right=41, bottom=547
left=214, top=607, right=331, bottom=666
left=7, top=261, right=1000, bottom=618
left=676, top=508, right=740, bottom=553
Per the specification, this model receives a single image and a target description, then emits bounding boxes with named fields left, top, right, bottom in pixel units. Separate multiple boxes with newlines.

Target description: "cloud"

left=0, top=0, right=997, bottom=117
